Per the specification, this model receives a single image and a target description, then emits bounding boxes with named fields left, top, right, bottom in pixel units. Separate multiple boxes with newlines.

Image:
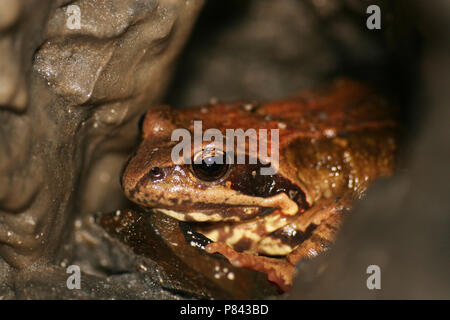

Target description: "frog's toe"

left=205, top=242, right=295, bottom=292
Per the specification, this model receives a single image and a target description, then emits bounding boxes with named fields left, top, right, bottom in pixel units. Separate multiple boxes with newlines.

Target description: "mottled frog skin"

left=121, top=79, right=397, bottom=291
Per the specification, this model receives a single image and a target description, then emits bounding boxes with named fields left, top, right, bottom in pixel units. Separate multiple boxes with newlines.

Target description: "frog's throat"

left=154, top=192, right=299, bottom=222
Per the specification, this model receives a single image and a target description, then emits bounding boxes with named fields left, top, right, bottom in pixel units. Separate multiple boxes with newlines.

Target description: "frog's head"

left=121, top=105, right=308, bottom=222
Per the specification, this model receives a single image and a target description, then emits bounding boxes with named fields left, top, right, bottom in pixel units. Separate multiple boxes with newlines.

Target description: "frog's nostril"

left=148, top=167, right=164, bottom=181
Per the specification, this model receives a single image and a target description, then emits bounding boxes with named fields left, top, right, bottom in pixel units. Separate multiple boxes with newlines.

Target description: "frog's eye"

left=191, top=150, right=230, bottom=182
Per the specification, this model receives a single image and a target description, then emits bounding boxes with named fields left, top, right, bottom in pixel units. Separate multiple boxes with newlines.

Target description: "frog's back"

left=273, top=79, right=398, bottom=204
left=176, top=78, right=396, bottom=141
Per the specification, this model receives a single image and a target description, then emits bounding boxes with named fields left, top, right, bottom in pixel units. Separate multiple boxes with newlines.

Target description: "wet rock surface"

left=0, top=0, right=204, bottom=298
left=97, top=209, right=277, bottom=299
left=5, top=208, right=277, bottom=299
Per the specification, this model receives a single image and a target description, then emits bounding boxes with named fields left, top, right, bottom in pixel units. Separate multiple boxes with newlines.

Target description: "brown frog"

left=121, top=79, right=397, bottom=291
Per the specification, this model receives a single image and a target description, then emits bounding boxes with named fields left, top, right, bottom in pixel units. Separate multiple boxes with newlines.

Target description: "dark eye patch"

left=226, top=160, right=308, bottom=208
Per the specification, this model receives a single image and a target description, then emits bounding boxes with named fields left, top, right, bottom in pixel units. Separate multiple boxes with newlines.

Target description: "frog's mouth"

left=152, top=189, right=301, bottom=223
left=154, top=205, right=275, bottom=223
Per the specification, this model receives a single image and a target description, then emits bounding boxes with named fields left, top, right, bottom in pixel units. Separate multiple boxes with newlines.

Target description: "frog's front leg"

left=205, top=242, right=295, bottom=292
left=286, top=209, right=345, bottom=265
left=200, top=200, right=303, bottom=291
left=204, top=210, right=344, bottom=292
left=204, top=197, right=349, bottom=291
left=199, top=206, right=302, bottom=254
left=273, top=196, right=350, bottom=264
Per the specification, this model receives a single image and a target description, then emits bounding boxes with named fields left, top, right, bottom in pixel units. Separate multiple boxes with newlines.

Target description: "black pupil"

left=149, top=167, right=164, bottom=180
left=192, top=155, right=228, bottom=182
